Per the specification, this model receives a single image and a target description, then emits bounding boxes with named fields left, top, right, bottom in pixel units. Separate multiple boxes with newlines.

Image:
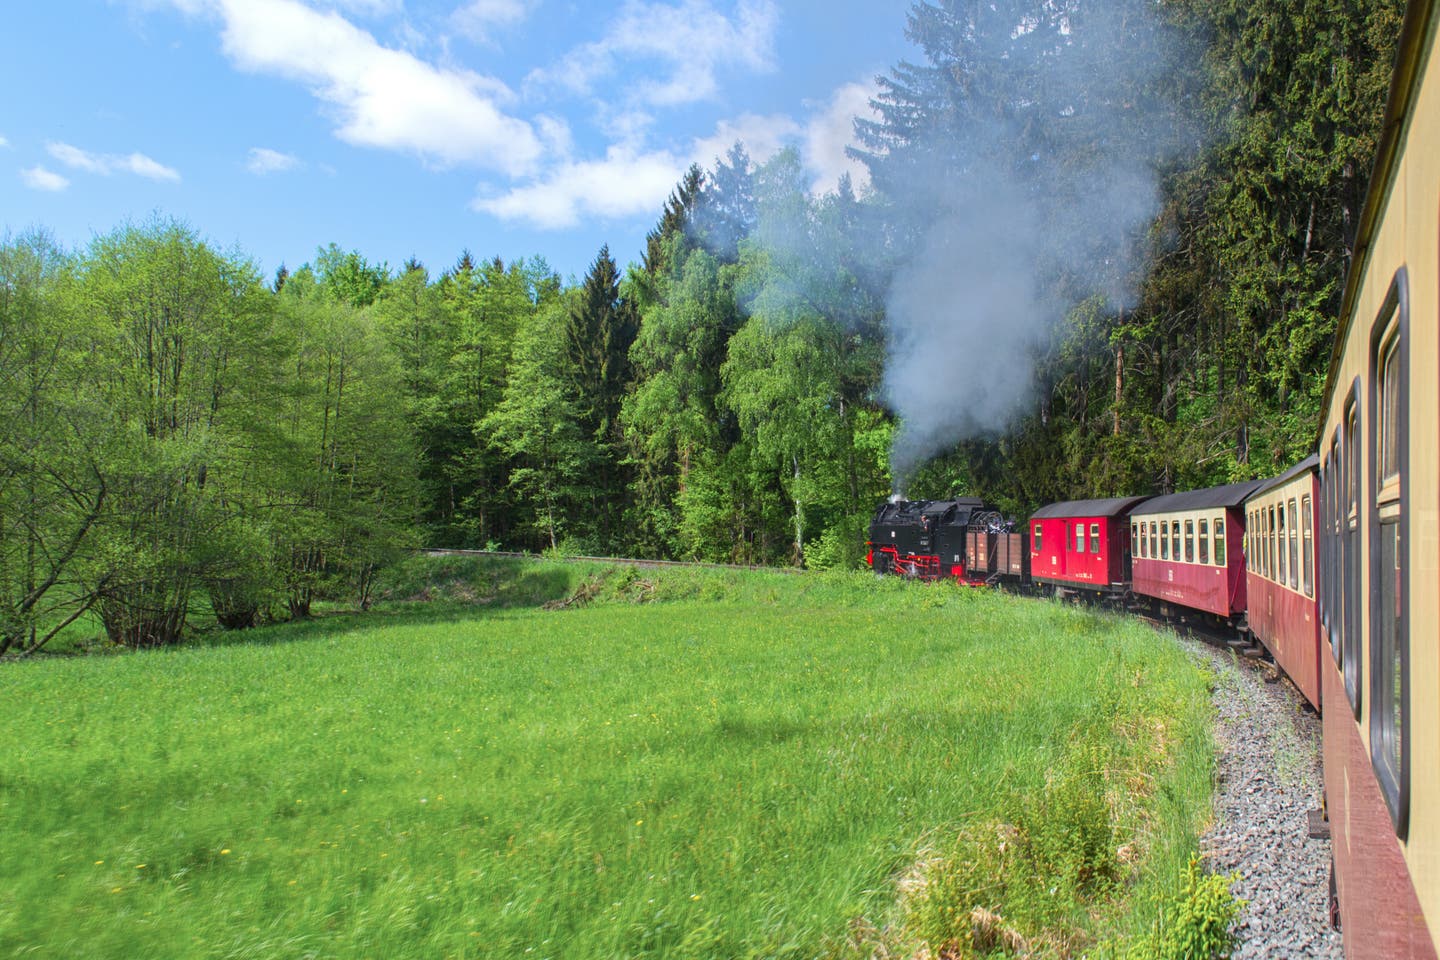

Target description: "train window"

left=1302, top=496, right=1313, bottom=597
left=1344, top=391, right=1362, bottom=718
left=1090, top=523, right=1100, bottom=554
left=1214, top=518, right=1226, bottom=566
left=1287, top=498, right=1299, bottom=590
left=1270, top=505, right=1278, bottom=581
left=1324, top=445, right=1339, bottom=644
left=1075, top=523, right=1085, bottom=553
left=1160, top=522, right=1169, bottom=559
left=1198, top=519, right=1209, bottom=564
left=1150, top=521, right=1158, bottom=558
left=1277, top=503, right=1288, bottom=586
left=1184, top=520, right=1194, bottom=563
left=1369, top=272, right=1408, bottom=837
left=1170, top=521, right=1180, bottom=562
left=1034, top=524, right=1042, bottom=554
left=1132, top=522, right=1141, bottom=558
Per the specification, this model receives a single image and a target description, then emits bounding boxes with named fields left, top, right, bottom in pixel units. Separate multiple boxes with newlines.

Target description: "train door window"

left=1215, top=518, right=1226, bottom=566
left=1344, top=391, right=1362, bottom=717
left=1369, top=273, right=1408, bottom=836
left=1090, top=523, right=1100, bottom=554
left=1075, top=523, right=1085, bottom=553
left=1170, top=521, right=1180, bottom=561
left=1034, top=524, right=1042, bottom=554
left=1183, top=520, right=1194, bottom=563
left=1302, top=496, right=1314, bottom=597
left=1198, top=519, right=1210, bottom=564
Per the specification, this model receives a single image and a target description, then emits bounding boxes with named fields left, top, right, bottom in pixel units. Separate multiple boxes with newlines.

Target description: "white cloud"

left=451, top=0, right=528, bottom=42
left=475, top=76, right=880, bottom=231
left=0, top=135, right=9, bottom=149
left=528, top=0, right=778, bottom=107
left=802, top=79, right=880, bottom=194
left=474, top=144, right=686, bottom=229
left=691, top=112, right=800, bottom=169
left=47, top=141, right=181, bottom=181
left=20, top=166, right=70, bottom=192
left=247, top=147, right=303, bottom=174
left=194, top=0, right=541, bottom=175
left=319, top=0, right=402, bottom=15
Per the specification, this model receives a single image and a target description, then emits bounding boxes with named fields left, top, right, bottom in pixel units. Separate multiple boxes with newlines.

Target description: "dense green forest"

left=0, top=0, right=1405, bottom=651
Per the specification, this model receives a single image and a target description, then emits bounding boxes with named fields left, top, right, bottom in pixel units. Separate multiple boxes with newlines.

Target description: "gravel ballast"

left=1191, top=642, right=1341, bottom=959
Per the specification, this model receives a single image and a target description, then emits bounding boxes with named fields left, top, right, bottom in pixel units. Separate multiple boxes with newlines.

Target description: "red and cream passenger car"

left=1029, top=497, right=1149, bottom=599
left=1129, top=480, right=1264, bottom=630
left=1243, top=457, right=1322, bottom=709
left=1312, top=0, right=1438, bottom=953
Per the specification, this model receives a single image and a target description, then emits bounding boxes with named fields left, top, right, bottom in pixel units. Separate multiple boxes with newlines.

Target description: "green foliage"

left=1123, top=858, right=1243, bottom=960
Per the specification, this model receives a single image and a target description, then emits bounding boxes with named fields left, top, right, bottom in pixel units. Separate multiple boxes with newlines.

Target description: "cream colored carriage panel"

left=1324, top=21, right=1440, bottom=933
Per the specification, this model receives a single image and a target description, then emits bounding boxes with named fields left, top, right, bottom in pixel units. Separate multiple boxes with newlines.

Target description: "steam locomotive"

left=868, top=2, right=1440, bottom=955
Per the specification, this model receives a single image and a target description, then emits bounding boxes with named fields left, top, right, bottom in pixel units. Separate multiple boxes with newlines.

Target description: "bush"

left=1124, top=857, right=1243, bottom=960
left=803, top=513, right=871, bottom=571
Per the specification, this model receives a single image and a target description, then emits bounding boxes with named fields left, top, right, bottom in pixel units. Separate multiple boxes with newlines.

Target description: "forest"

left=0, top=0, right=1406, bottom=652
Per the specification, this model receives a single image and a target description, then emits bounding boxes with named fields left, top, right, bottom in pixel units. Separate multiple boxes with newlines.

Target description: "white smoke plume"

left=876, top=1, right=1196, bottom=487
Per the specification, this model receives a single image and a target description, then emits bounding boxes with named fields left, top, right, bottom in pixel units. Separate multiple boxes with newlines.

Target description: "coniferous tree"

left=563, top=246, right=637, bottom=548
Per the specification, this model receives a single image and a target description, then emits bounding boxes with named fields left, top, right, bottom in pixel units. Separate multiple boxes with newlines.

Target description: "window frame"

left=1170, top=520, right=1180, bottom=563
left=1287, top=498, right=1299, bottom=591
left=1343, top=386, right=1363, bottom=718
left=1075, top=522, right=1085, bottom=554
left=1184, top=519, right=1194, bottom=563
left=1198, top=518, right=1210, bottom=565
left=1034, top=523, right=1043, bottom=554
left=1090, top=523, right=1100, bottom=555
left=1367, top=268, right=1410, bottom=838
left=1214, top=516, right=1226, bottom=567
left=1277, top=502, right=1288, bottom=586
left=1302, top=495, right=1314, bottom=597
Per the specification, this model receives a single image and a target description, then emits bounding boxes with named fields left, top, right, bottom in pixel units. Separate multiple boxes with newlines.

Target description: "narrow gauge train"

left=866, top=2, right=1439, bottom=953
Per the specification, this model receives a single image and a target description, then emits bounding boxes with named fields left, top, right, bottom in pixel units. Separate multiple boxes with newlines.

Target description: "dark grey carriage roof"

left=1030, top=496, right=1151, bottom=520
left=1132, top=480, right=1267, bottom=516
left=1246, top=455, right=1320, bottom=500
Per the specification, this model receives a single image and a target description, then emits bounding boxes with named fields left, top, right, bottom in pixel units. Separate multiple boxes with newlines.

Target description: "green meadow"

left=0, top=559, right=1217, bottom=959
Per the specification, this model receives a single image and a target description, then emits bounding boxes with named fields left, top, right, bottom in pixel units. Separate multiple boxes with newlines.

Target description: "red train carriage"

left=1129, top=480, right=1265, bottom=629
left=1243, top=458, right=1322, bottom=710
left=1029, top=497, right=1150, bottom=599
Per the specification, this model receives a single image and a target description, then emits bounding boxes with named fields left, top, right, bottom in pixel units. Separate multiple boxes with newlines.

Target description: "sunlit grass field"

left=0, top=561, right=1215, bottom=958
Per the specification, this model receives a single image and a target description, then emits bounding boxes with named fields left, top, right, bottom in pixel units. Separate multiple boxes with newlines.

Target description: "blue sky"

left=1, top=1, right=916, bottom=283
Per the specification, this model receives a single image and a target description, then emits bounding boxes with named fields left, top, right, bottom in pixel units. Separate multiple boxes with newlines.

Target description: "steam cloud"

left=688, top=3, right=1195, bottom=494
left=878, top=2, right=1193, bottom=488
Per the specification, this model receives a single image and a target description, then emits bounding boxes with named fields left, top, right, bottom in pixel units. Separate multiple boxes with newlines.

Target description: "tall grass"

left=0, top=560, right=1215, bottom=958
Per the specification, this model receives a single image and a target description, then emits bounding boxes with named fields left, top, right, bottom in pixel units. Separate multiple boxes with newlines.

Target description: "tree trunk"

left=1113, top=340, right=1124, bottom=437
left=792, top=454, right=804, bottom=566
